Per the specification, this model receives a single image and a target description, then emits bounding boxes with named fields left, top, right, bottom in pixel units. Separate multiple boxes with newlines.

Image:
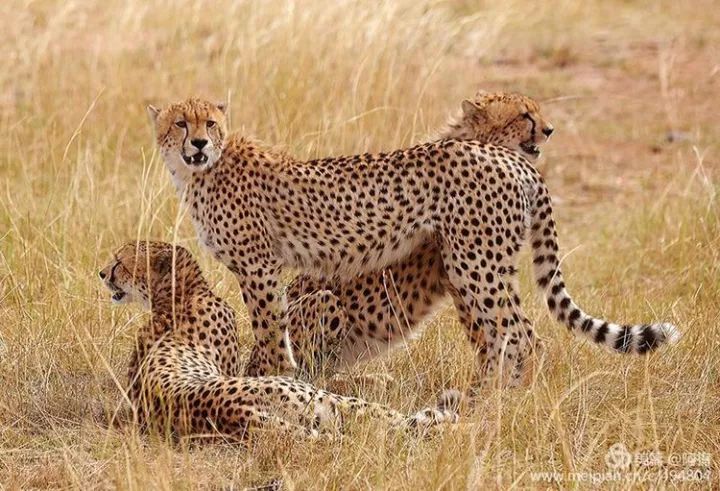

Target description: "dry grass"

left=1, top=0, right=719, bottom=488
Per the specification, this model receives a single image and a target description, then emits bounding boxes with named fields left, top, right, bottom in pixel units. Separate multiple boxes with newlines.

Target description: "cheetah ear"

left=216, top=102, right=228, bottom=114
left=461, top=99, right=476, bottom=115
left=146, top=105, right=161, bottom=124
left=461, top=99, right=486, bottom=120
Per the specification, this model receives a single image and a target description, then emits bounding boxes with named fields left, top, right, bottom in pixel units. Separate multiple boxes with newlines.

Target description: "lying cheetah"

left=99, top=241, right=459, bottom=439
left=147, top=93, right=678, bottom=385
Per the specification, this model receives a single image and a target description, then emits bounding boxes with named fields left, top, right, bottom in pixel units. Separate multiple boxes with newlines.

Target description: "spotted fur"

left=148, top=93, right=678, bottom=387
left=284, top=92, right=679, bottom=385
left=286, top=92, right=550, bottom=378
left=99, top=241, right=459, bottom=439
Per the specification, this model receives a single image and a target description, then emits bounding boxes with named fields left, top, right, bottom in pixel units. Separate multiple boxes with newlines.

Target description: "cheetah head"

left=147, top=98, right=228, bottom=179
left=98, top=241, right=199, bottom=309
left=449, top=91, right=553, bottom=161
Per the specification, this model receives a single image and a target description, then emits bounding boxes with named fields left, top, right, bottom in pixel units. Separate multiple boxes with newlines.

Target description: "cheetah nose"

left=191, top=139, right=208, bottom=150
left=98, top=270, right=106, bottom=279
left=542, top=126, right=554, bottom=137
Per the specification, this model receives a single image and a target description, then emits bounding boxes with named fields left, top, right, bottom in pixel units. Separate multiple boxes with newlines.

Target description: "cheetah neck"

left=148, top=268, right=211, bottom=316
left=435, top=113, right=492, bottom=143
left=438, top=123, right=475, bottom=140
left=169, top=168, right=190, bottom=194
left=161, top=152, right=197, bottom=194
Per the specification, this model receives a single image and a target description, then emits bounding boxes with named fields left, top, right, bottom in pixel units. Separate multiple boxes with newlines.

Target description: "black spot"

left=595, top=323, right=609, bottom=344
left=614, top=326, right=633, bottom=353
left=637, top=325, right=658, bottom=354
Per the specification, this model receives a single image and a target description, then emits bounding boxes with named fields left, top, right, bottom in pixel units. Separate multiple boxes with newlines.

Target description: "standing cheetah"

left=276, top=92, right=681, bottom=386
left=147, top=92, right=678, bottom=386
left=285, top=92, right=552, bottom=379
left=99, top=241, right=459, bottom=439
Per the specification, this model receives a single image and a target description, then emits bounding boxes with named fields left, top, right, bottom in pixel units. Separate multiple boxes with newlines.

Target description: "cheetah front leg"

left=284, top=290, right=349, bottom=380
left=283, top=289, right=396, bottom=391
left=236, top=260, right=297, bottom=377
left=223, top=405, right=320, bottom=440
left=332, top=389, right=461, bottom=431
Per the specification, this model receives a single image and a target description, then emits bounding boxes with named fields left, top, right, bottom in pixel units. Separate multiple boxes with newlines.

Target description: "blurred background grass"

left=0, top=0, right=718, bottom=488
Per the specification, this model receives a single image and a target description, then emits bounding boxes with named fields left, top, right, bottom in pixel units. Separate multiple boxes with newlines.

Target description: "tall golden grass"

left=1, top=0, right=718, bottom=488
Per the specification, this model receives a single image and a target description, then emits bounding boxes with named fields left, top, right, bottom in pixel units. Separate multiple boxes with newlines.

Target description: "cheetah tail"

left=436, top=389, right=462, bottom=414
left=529, top=187, right=680, bottom=354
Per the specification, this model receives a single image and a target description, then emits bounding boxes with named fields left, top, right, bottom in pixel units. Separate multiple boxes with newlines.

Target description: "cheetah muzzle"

left=520, top=140, right=541, bottom=158
left=182, top=151, right=209, bottom=166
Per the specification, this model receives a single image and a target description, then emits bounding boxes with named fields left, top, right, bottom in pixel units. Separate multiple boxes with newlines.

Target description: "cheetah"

left=285, top=92, right=554, bottom=379
left=98, top=241, right=460, bottom=439
left=260, top=92, right=681, bottom=385
left=147, top=92, right=679, bottom=386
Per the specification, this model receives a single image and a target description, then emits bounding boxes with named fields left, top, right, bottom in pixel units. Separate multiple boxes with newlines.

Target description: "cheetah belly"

left=335, top=323, right=430, bottom=369
left=334, top=295, right=452, bottom=369
left=275, top=224, right=433, bottom=278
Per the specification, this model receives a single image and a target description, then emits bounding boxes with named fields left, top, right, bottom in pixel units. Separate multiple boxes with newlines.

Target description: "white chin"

left=165, top=154, right=197, bottom=174
left=186, top=162, right=211, bottom=172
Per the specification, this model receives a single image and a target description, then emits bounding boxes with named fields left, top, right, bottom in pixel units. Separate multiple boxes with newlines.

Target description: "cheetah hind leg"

left=332, top=389, right=461, bottom=433
left=488, top=271, right=544, bottom=388
left=285, top=290, right=349, bottom=381
left=440, top=233, right=537, bottom=389
left=225, top=405, right=321, bottom=441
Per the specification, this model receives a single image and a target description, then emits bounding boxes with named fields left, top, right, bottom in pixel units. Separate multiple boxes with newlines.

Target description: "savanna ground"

left=1, top=0, right=719, bottom=488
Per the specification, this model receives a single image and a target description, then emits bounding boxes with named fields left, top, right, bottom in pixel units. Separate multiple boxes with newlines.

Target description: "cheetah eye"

left=175, top=120, right=187, bottom=128
left=206, top=120, right=216, bottom=128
